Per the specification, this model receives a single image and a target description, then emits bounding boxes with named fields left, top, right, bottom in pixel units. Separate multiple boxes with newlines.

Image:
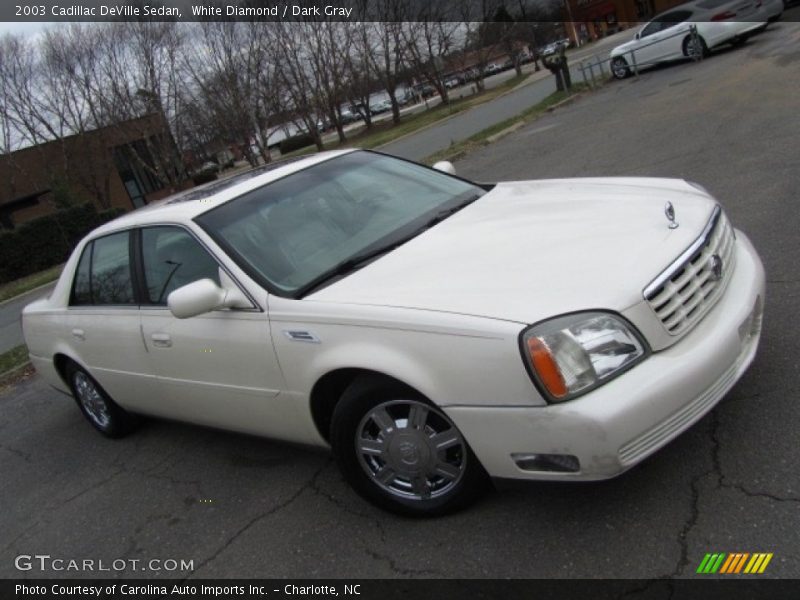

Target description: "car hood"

left=308, top=178, right=716, bottom=324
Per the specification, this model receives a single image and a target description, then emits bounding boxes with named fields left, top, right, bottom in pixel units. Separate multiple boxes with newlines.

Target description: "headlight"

left=520, top=312, right=649, bottom=403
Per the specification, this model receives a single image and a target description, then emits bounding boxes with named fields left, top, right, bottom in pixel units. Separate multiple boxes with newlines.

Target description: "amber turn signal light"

left=526, top=337, right=568, bottom=399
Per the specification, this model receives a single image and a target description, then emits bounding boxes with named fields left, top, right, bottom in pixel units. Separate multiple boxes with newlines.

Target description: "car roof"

left=648, top=0, right=740, bottom=18
left=91, top=149, right=356, bottom=236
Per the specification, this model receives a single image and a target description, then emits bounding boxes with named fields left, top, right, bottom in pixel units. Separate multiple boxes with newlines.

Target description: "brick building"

left=0, top=113, right=188, bottom=230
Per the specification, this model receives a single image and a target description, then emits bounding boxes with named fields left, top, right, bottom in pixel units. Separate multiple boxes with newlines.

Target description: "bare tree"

left=0, top=28, right=117, bottom=207
left=366, top=17, right=409, bottom=125
left=90, top=21, right=188, bottom=188
left=182, top=21, right=280, bottom=167
left=273, top=21, right=324, bottom=151
left=402, top=15, right=461, bottom=105
left=304, top=21, right=352, bottom=143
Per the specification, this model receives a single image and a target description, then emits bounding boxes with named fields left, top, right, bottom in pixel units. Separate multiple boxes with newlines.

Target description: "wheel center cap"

left=387, top=432, right=431, bottom=474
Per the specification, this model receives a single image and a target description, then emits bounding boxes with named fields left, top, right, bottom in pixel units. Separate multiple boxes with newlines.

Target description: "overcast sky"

left=0, top=21, right=54, bottom=38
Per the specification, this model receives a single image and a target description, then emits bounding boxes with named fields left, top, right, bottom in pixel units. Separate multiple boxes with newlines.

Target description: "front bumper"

left=445, top=230, right=765, bottom=480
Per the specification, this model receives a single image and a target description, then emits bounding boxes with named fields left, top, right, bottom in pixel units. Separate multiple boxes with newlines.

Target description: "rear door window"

left=70, top=231, right=135, bottom=306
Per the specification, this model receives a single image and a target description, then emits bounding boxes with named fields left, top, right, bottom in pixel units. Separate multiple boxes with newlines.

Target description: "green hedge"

left=0, top=203, right=126, bottom=284
left=279, top=133, right=315, bottom=155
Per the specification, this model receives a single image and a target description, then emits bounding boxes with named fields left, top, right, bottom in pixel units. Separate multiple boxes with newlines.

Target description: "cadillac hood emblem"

left=665, top=201, right=679, bottom=229
left=709, top=254, right=723, bottom=282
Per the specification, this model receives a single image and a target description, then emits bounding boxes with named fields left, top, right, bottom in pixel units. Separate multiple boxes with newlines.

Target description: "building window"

left=113, top=138, right=163, bottom=209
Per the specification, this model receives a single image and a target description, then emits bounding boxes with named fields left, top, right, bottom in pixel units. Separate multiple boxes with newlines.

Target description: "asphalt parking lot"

left=1, top=23, right=798, bottom=580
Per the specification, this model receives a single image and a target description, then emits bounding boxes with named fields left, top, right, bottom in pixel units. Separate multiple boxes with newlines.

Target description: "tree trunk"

left=387, top=89, right=400, bottom=124
left=334, top=120, right=346, bottom=143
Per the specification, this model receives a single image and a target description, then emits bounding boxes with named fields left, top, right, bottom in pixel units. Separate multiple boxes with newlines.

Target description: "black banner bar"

left=4, top=579, right=800, bottom=600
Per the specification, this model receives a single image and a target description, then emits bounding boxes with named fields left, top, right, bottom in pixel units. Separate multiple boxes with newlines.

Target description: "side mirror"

left=167, top=279, right=226, bottom=319
left=432, top=161, right=456, bottom=175
left=635, top=32, right=641, bottom=40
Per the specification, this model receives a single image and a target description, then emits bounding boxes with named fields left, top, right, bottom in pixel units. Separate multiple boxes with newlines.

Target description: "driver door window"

left=140, top=226, right=220, bottom=305
left=640, top=19, right=663, bottom=38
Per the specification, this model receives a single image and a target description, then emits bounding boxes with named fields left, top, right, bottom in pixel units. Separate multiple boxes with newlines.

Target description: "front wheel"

left=730, top=34, right=749, bottom=48
left=330, top=377, right=489, bottom=516
left=611, top=56, right=630, bottom=79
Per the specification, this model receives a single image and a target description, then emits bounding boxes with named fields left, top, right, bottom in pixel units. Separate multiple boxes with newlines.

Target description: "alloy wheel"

left=354, top=399, right=467, bottom=501
left=73, top=371, right=111, bottom=430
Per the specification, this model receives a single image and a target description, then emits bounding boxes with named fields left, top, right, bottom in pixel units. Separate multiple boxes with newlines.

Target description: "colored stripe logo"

left=696, top=552, right=773, bottom=574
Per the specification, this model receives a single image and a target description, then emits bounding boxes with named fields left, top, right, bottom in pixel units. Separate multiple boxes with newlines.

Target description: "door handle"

left=71, top=328, right=85, bottom=340
left=151, top=333, right=172, bottom=348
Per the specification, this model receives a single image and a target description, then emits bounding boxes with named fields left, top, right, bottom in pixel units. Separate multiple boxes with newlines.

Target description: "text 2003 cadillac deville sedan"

left=23, top=150, right=765, bottom=515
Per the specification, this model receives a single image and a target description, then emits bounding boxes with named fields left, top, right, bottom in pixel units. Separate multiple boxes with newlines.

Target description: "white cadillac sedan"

left=22, top=150, right=765, bottom=515
left=609, top=0, right=767, bottom=79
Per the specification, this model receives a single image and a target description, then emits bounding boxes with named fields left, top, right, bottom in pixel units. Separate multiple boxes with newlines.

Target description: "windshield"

left=195, top=151, right=484, bottom=297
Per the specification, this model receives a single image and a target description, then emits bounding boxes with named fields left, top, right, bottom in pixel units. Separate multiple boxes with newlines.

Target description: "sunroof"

left=167, top=154, right=314, bottom=204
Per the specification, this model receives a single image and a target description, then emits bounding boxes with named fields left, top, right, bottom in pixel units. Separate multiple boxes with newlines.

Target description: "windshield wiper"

left=422, top=193, right=481, bottom=230
left=298, top=239, right=407, bottom=297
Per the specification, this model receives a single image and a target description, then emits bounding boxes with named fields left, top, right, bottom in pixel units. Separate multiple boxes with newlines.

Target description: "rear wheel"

left=611, top=56, right=630, bottom=79
left=65, top=362, right=138, bottom=438
left=330, top=376, right=489, bottom=516
left=683, top=34, right=709, bottom=59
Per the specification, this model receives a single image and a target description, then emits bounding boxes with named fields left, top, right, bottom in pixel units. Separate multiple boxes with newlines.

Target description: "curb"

left=0, top=279, right=58, bottom=308
left=486, top=121, right=527, bottom=144
left=0, top=361, right=32, bottom=384
left=546, top=92, right=584, bottom=112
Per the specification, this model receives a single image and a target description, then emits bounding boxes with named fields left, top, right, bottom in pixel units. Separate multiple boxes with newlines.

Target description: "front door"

left=135, top=225, right=291, bottom=439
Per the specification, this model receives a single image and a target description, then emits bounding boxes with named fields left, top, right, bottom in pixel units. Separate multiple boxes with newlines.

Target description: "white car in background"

left=760, top=0, right=784, bottom=21
left=610, top=0, right=767, bottom=79
left=22, top=150, right=765, bottom=516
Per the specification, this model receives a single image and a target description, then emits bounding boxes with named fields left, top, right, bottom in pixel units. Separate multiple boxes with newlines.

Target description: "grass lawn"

left=0, top=264, right=63, bottom=304
left=424, top=83, right=592, bottom=165
left=0, top=345, right=28, bottom=375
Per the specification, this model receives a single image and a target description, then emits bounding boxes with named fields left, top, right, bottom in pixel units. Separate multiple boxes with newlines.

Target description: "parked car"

left=23, top=149, right=765, bottom=516
left=484, top=63, right=502, bottom=75
left=369, top=99, right=392, bottom=115
left=195, top=160, right=219, bottom=176
left=396, top=90, right=414, bottom=106
left=609, top=0, right=767, bottom=79
left=759, top=0, right=784, bottom=21
left=540, top=42, right=562, bottom=57
left=339, top=108, right=358, bottom=124
left=415, top=83, right=436, bottom=99
left=215, top=150, right=235, bottom=171
left=315, top=117, right=331, bottom=133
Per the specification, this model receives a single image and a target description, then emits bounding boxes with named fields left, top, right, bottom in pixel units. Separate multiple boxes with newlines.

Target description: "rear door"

left=66, top=230, right=158, bottom=408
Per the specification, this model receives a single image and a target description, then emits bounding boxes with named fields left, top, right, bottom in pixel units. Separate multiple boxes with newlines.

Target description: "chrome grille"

left=644, top=206, right=736, bottom=336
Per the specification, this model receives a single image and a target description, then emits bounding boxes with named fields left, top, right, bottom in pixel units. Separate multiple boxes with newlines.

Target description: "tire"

left=683, top=35, right=709, bottom=59
left=611, top=56, right=630, bottom=79
left=730, top=34, right=749, bottom=48
left=65, top=362, right=139, bottom=438
left=330, top=376, right=489, bottom=516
